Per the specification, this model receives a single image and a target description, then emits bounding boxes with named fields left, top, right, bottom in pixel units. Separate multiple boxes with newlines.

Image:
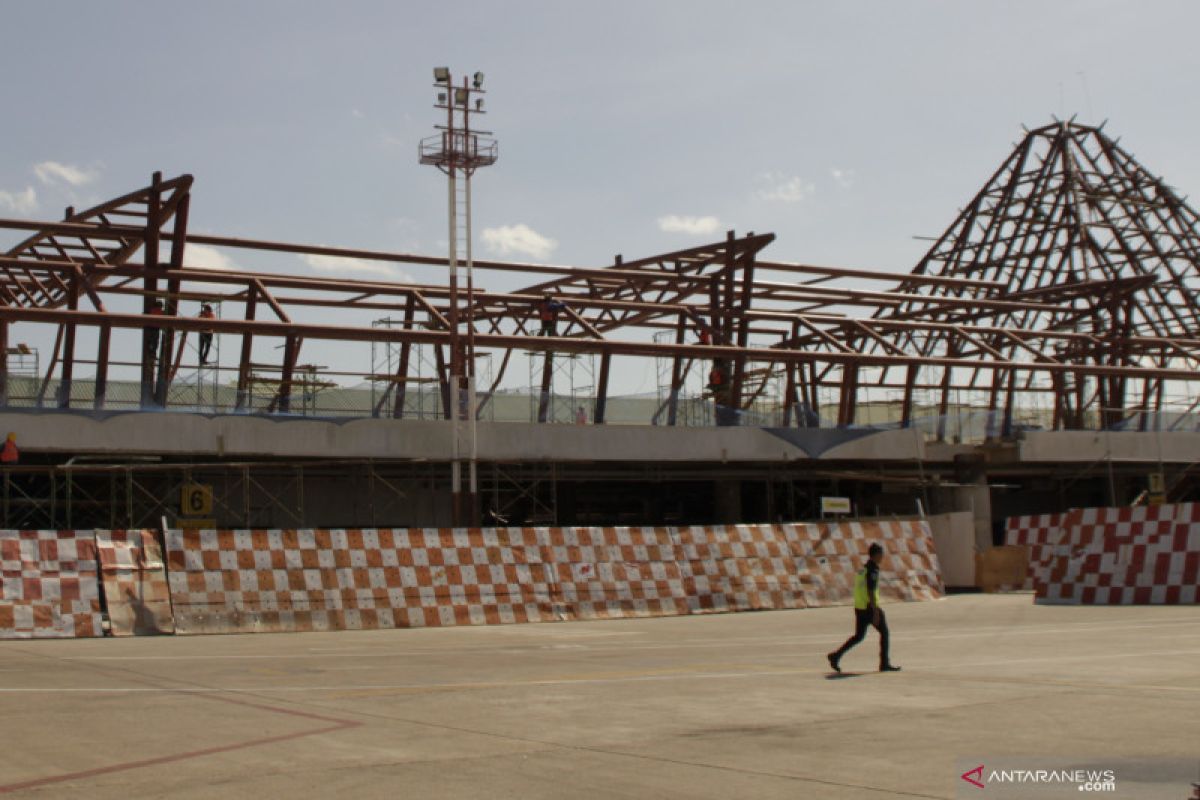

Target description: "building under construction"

left=1, top=120, right=1198, bottom=544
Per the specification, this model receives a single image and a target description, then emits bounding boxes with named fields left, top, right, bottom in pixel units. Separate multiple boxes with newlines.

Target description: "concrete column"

left=713, top=479, right=742, bottom=524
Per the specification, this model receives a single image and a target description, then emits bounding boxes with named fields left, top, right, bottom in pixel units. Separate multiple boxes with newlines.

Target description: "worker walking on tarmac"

left=828, top=543, right=901, bottom=673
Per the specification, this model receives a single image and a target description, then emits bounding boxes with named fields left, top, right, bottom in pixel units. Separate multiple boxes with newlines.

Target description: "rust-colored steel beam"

left=1, top=304, right=1197, bottom=382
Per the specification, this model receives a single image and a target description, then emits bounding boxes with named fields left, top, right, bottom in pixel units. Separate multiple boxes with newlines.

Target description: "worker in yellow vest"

left=828, top=543, right=901, bottom=673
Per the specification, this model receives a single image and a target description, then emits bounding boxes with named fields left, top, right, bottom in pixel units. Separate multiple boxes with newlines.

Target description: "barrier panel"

left=95, top=530, right=174, bottom=636
left=545, top=527, right=689, bottom=621
left=165, top=521, right=943, bottom=635
left=1036, top=504, right=1200, bottom=605
left=1003, top=512, right=1066, bottom=591
left=785, top=519, right=944, bottom=606
left=164, top=527, right=559, bottom=634
left=2, top=522, right=946, bottom=638
left=0, top=530, right=103, bottom=638
left=679, top=523, right=812, bottom=613
left=1004, top=505, right=1200, bottom=605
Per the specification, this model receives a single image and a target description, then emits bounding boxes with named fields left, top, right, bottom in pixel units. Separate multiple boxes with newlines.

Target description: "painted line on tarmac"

left=917, top=647, right=1200, bottom=671
left=904, top=670, right=1200, bottom=696
left=0, top=693, right=362, bottom=795
left=52, top=618, right=1200, bottom=661
left=0, top=669, right=807, bottom=693
left=7, top=644, right=1200, bottom=697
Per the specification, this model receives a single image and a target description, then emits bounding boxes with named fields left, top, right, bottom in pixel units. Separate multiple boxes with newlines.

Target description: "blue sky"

left=2, top=1, right=1198, bottom=395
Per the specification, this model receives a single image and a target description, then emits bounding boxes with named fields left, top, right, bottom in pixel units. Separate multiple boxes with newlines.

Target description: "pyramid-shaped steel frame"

left=848, top=120, right=1200, bottom=431
left=891, top=119, right=1200, bottom=338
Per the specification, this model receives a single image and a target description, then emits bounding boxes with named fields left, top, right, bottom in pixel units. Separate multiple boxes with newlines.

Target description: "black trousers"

left=199, top=332, right=213, bottom=362
left=833, top=608, right=890, bottom=667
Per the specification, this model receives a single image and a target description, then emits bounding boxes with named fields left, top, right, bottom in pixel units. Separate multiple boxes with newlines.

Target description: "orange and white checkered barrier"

left=0, top=530, right=103, bottom=638
left=544, top=527, right=689, bottom=620
left=1034, top=504, right=1200, bottom=605
left=1003, top=513, right=1066, bottom=590
left=164, top=527, right=559, bottom=634
left=164, top=521, right=944, bottom=634
left=95, top=529, right=174, bottom=636
left=1, top=521, right=947, bottom=638
left=679, top=523, right=812, bottom=612
left=784, top=520, right=944, bottom=606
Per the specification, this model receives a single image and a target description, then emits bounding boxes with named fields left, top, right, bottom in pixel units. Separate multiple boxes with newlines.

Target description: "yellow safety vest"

left=853, top=566, right=880, bottom=610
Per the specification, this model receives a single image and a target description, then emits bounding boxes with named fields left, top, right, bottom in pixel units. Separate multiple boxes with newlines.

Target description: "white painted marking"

left=50, top=619, right=1200, bottom=661
left=4, top=648, right=1200, bottom=694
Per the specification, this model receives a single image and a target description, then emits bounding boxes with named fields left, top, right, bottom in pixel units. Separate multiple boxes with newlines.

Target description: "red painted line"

left=0, top=694, right=363, bottom=795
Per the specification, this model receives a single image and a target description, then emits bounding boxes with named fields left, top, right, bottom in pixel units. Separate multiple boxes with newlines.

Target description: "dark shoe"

left=880, top=664, right=901, bottom=672
left=827, top=652, right=841, bottom=673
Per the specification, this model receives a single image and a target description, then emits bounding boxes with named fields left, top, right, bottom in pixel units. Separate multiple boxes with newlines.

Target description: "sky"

left=2, top=0, right=1199, bottom=396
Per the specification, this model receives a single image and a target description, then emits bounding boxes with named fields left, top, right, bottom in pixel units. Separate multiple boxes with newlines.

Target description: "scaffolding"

left=370, top=317, right=443, bottom=419
left=527, top=349, right=595, bottom=424
left=653, top=329, right=710, bottom=426
left=167, top=299, right=222, bottom=412
left=370, top=317, right=496, bottom=420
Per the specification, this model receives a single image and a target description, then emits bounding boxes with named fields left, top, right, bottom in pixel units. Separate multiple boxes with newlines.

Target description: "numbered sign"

left=181, top=483, right=213, bottom=517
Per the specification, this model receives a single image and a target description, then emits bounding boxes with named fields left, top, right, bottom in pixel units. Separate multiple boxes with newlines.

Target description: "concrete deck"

left=0, top=409, right=925, bottom=462
left=1, top=595, right=1197, bottom=798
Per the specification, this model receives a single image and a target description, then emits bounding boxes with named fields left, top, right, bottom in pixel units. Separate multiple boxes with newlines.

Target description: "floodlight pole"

left=420, top=69, right=497, bottom=527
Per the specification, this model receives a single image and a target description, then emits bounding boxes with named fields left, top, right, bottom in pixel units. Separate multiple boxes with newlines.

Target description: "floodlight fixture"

left=455, top=88, right=469, bottom=106
left=438, top=92, right=447, bottom=103
left=433, top=66, right=450, bottom=83
left=473, top=71, right=484, bottom=89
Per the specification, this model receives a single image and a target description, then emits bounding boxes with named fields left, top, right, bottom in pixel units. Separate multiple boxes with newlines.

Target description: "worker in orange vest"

left=537, top=294, right=565, bottom=336
left=1, top=432, right=19, bottom=465
left=707, top=363, right=726, bottom=392
left=198, top=302, right=216, bottom=364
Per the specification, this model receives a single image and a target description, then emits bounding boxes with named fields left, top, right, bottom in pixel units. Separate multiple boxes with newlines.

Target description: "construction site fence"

left=1004, top=502, right=1200, bottom=604
left=1, top=519, right=942, bottom=638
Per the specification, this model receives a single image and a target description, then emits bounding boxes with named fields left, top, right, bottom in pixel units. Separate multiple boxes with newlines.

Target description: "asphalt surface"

left=1, top=594, right=1197, bottom=799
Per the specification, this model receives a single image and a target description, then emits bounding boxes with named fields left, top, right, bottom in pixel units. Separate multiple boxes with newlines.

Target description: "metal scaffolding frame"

left=2, top=121, right=1200, bottom=443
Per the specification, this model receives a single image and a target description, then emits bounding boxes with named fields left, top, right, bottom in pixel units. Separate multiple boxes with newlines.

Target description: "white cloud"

left=185, top=243, right=238, bottom=271
left=657, top=214, right=722, bottom=235
left=830, top=167, right=855, bottom=189
left=482, top=224, right=558, bottom=260
left=0, top=186, right=38, bottom=215
left=301, top=253, right=413, bottom=281
left=33, top=161, right=99, bottom=187
left=756, top=172, right=815, bottom=203
left=352, top=108, right=365, bottom=119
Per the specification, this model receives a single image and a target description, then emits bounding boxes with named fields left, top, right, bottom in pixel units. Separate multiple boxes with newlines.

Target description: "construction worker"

left=198, top=303, right=216, bottom=364
left=707, top=362, right=726, bottom=393
left=537, top=294, right=565, bottom=336
left=0, top=432, right=18, bottom=465
left=828, top=543, right=901, bottom=673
